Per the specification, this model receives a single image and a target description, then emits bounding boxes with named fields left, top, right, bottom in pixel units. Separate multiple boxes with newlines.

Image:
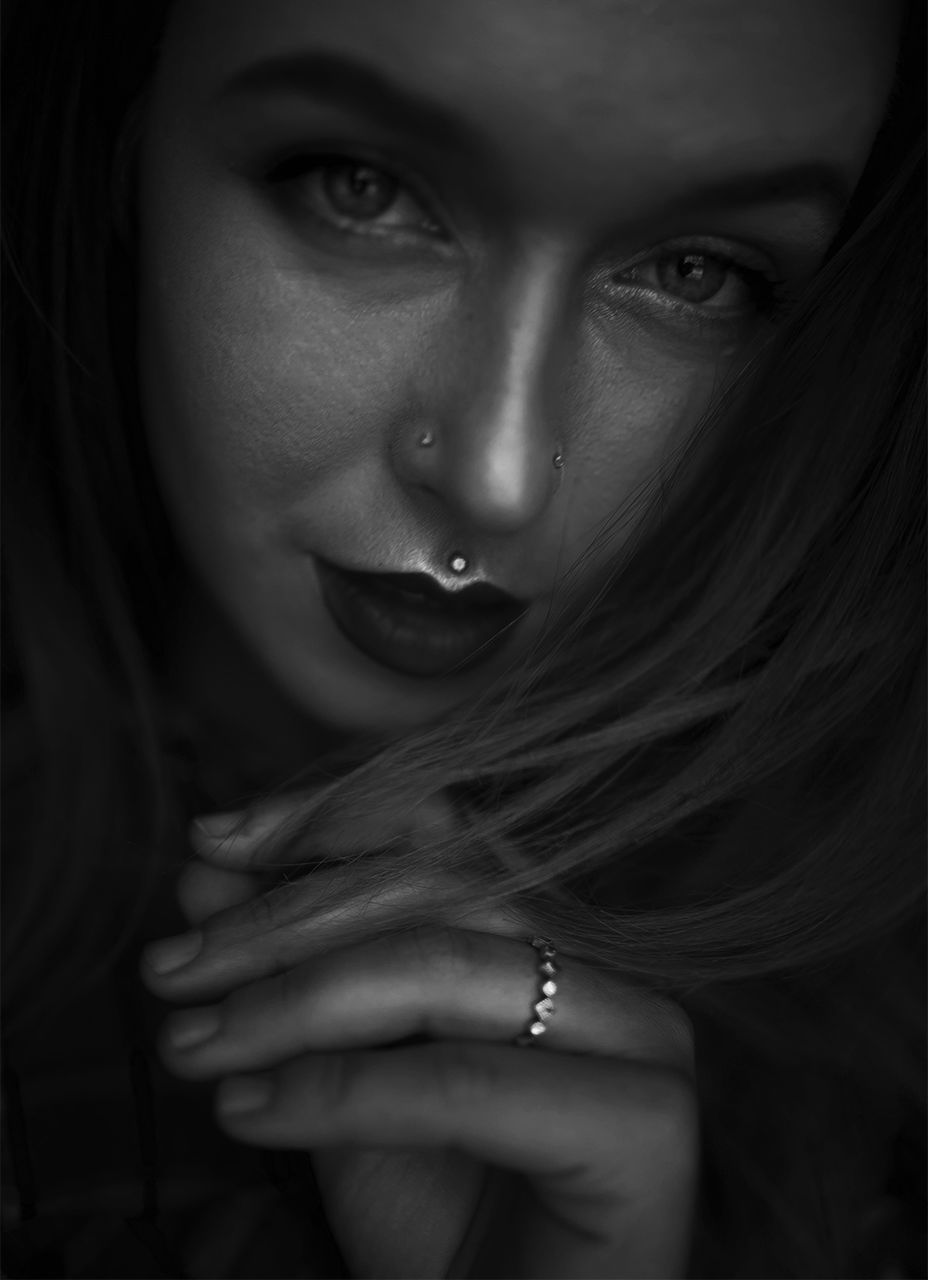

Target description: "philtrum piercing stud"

left=417, top=430, right=435, bottom=447
left=448, top=553, right=469, bottom=575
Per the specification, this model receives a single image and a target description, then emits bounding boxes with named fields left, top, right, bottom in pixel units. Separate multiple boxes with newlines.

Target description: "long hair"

left=3, top=1, right=925, bottom=1274
left=3, top=0, right=177, bottom=1019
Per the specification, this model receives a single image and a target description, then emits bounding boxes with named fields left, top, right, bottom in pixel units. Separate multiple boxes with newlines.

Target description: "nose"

left=398, top=252, right=575, bottom=537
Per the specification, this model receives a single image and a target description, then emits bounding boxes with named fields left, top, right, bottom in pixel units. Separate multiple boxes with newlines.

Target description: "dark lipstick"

left=315, top=558, right=527, bottom=678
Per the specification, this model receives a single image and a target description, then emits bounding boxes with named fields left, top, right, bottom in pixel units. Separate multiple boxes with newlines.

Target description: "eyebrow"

left=219, top=49, right=853, bottom=224
left=677, top=167, right=850, bottom=226
left=218, top=50, right=481, bottom=160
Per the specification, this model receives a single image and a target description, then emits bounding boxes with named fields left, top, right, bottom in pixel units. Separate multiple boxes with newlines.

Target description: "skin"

left=138, top=0, right=897, bottom=743
left=136, top=0, right=900, bottom=1274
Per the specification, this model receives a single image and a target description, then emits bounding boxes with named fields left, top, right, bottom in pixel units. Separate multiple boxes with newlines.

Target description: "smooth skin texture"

left=137, top=0, right=901, bottom=1274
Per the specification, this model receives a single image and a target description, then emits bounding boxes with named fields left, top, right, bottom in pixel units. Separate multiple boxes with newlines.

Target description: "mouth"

left=314, top=557, right=529, bottom=679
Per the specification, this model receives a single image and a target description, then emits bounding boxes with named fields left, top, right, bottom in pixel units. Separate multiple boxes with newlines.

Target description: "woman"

left=3, top=0, right=924, bottom=1276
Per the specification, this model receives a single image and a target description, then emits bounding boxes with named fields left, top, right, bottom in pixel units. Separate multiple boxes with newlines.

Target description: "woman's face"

left=138, top=0, right=897, bottom=736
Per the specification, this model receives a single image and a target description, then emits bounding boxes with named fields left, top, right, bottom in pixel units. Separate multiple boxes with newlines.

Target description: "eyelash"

left=609, top=245, right=789, bottom=325
left=267, top=151, right=444, bottom=240
left=267, top=152, right=789, bottom=324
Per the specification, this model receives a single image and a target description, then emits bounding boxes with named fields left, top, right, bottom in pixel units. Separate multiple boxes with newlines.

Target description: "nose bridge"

left=438, top=250, right=573, bottom=533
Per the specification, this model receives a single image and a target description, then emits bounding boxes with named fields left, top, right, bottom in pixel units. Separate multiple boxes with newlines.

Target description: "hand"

left=141, top=796, right=698, bottom=1279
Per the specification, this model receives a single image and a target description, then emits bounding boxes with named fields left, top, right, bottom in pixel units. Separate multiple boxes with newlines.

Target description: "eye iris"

left=324, top=163, right=398, bottom=220
left=656, top=252, right=729, bottom=303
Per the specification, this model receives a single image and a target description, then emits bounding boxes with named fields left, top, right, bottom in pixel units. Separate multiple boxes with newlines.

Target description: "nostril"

left=394, top=395, right=565, bottom=536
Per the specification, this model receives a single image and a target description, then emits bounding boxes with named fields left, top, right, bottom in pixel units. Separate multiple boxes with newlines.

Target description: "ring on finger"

left=514, top=937, right=559, bottom=1047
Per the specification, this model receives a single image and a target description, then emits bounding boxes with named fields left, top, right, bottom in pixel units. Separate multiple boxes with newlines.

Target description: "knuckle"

left=244, top=886, right=280, bottom=932
left=221, top=964, right=294, bottom=1027
left=239, top=881, right=307, bottom=949
left=197, top=892, right=295, bottom=981
left=269, top=960, right=307, bottom=1018
left=259, top=921, right=309, bottom=979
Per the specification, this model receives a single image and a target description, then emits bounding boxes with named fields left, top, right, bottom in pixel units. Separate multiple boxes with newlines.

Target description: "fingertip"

left=164, top=1004, right=222, bottom=1052
left=141, top=929, right=203, bottom=977
left=189, top=808, right=284, bottom=866
left=192, top=812, right=245, bottom=840
left=156, top=1009, right=223, bottom=1080
left=189, top=815, right=252, bottom=861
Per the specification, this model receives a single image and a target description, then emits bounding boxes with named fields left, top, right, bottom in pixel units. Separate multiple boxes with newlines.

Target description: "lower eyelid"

left=608, top=273, right=753, bottom=314
left=630, top=250, right=785, bottom=309
left=600, top=283, right=771, bottom=346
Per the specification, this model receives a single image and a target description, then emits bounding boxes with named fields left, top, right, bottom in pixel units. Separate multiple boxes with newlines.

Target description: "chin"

left=266, top=646, right=479, bottom=739
left=243, top=595, right=492, bottom=740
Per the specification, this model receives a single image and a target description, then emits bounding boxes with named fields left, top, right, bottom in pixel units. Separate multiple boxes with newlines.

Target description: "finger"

left=140, top=866, right=524, bottom=1001
left=190, top=789, right=457, bottom=871
left=176, top=860, right=263, bottom=927
left=214, top=1045, right=697, bottom=1278
left=158, top=927, right=693, bottom=1078
left=189, top=797, right=305, bottom=868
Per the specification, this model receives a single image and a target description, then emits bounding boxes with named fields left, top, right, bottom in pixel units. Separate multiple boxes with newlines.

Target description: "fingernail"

left=218, top=1074, right=273, bottom=1115
left=143, top=930, right=202, bottom=975
left=192, top=812, right=245, bottom=841
left=167, top=1006, right=220, bottom=1050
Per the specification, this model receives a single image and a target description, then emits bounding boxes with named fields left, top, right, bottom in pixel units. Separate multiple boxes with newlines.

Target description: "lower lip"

left=315, top=558, right=525, bottom=679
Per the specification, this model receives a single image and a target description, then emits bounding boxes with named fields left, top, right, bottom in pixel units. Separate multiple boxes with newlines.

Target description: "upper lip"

left=380, top=570, right=524, bottom=611
left=332, top=565, right=527, bottom=612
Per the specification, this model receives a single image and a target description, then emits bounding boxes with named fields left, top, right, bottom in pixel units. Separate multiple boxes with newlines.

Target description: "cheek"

left=137, top=235, right=414, bottom=542
left=562, top=327, right=724, bottom=544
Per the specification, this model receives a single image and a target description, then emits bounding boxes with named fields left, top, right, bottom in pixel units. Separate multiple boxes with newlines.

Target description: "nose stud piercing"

left=417, top=429, right=564, bottom=470
left=448, top=553, right=469, bottom=575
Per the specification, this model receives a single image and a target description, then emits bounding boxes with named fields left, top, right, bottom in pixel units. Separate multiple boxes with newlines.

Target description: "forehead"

left=156, top=0, right=899, bottom=209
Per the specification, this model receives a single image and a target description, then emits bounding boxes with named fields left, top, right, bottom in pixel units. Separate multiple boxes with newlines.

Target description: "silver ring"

left=514, top=937, right=559, bottom=1046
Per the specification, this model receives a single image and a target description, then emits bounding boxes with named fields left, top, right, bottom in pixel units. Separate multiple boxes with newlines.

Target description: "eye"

left=268, top=154, right=443, bottom=239
left=614, top=245, right=781, bottom=317
left=653, top=252, right=740, bottom=305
